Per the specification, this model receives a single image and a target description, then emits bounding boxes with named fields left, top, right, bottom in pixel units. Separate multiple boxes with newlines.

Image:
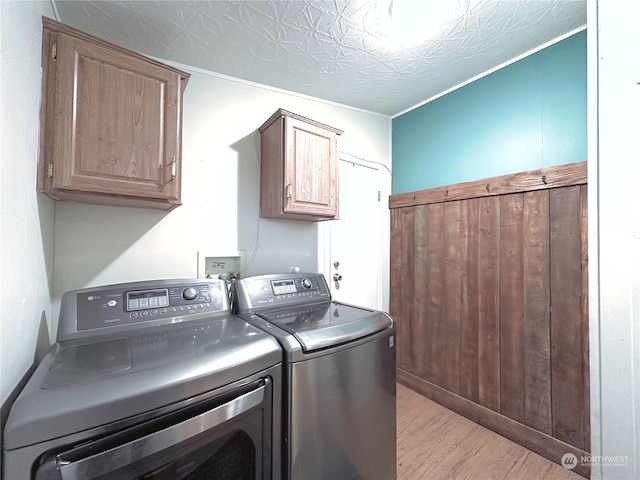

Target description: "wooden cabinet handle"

left=170, top=157, right=177, bottom=182
left=286, top=183, right=293, bottom=200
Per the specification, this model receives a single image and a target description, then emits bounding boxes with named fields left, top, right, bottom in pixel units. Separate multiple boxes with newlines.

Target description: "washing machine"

left=2, top=278, right=282, bottom=480
left=234, top=272, right=396, bottom=480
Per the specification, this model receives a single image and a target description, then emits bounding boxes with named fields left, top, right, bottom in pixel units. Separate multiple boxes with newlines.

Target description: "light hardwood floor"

left=397, top=384, right=585, bottom=480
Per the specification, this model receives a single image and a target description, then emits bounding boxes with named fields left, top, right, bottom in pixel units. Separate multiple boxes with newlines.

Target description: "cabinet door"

left=283, top=117, right=338, bottom=218
left=52, top=32, right=181, bottom=202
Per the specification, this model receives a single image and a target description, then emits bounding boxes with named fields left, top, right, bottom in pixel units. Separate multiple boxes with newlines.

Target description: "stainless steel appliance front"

left=33, top=378, right=274, bottom=480
left=235, top=273, right=397, bottom=480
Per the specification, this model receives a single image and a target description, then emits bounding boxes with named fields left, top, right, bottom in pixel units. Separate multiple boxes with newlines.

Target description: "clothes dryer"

left=3, top=278, right=282, bottom=480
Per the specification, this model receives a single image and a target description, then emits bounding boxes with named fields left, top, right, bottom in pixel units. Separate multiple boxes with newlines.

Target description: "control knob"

left=182, top=287, right=199, bottom=301
left=301, top=278, right=312, bottom=289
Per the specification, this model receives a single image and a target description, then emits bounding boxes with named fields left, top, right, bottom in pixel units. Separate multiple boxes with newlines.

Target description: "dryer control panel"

left=57, top=279, right=230, bottom=341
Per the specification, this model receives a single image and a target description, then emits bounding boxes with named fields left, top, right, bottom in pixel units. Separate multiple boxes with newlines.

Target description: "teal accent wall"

left=391, top=30, right=586, bottom=194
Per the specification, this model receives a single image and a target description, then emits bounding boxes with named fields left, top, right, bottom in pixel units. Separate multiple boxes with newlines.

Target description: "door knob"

left=333, top=273, right=342, bottom=282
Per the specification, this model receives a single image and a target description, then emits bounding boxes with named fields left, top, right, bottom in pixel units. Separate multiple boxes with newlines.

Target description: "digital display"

left=272, top=279, right=297, bottom=295
left=126, top=289, right=169, bottom=311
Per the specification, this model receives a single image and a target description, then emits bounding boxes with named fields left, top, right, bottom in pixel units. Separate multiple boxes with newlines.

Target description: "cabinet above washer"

left=37, top=18, right=190, bottom=210
left=259, top=109, right=343, bottom=221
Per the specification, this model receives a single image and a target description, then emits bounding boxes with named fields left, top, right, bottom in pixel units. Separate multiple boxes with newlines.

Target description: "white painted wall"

left=51, top=67, right=391, bottom=334
left=0, top=1, right=55, bottom=406
left=589, top=1, right=640, bottom=478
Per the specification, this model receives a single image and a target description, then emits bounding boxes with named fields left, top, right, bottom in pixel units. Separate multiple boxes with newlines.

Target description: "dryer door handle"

left=56, top=384, right=266, bottom=480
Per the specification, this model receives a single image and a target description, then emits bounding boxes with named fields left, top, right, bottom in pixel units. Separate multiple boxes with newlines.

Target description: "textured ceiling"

left=52, top=0, right=586, bottom=117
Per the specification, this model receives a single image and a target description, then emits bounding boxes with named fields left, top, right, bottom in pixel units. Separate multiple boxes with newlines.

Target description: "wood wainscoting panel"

left=499, top=193, right=526, bottom=424
left=391, top=206, right=415, bottom=373
left=580, top=185, right=590, bottom=453
left=459, top=199, right=480, bottom=404
left=442, top=201, right=462, bottom=395
left=523, top=190, right=552, bottom=435
left=477, top=196, right=501, bottom=412
left=389, top=161, right=589, bottom=473
left=426, top=203, right=445, bottom=387
left=411, top=205, right=429, bottom=379
left=550, top=186, right=588, bottom=451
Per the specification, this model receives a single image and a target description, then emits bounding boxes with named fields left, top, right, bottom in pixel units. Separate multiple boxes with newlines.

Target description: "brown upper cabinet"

left=37, top=18, right=190, bottom=210
left=259, top=109, right=343, bottom=221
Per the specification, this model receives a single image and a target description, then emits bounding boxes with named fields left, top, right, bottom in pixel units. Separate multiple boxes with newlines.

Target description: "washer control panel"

left=58, top=279, right=229, bottom=340
left=271, top=277, right=318, bottom=296
left=234, top=273, right=331, bottom=312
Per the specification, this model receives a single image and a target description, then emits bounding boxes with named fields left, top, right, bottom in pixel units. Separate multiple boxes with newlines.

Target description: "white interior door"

left=325, top=157, right=383, bottom=309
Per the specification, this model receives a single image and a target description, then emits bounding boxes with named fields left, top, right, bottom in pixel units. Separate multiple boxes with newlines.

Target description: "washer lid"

left=258, top=302, right=392, bottom=352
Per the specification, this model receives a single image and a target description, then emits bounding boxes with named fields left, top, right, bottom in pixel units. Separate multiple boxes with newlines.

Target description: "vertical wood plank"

left=523, top=190, right=552, bottom=434
left=500, top=193, right=525, bottom=423
left=389, top=208, right=402, bottom=319
left=412, top=205, right=430, bottom=378
left=389, top=208, right=401, bottom=305
left=550, top=186, right=585, bottom=450
left=443, top=201, right=462, bottom=395
left=427, top=203, right=445, bottom=388
left=459, top=199, right=480, bottom=403
left=478, top=196, right=501, bottom=412
left=389, top=208, right=403, bottom=366
left=580, top=185, right=590, bottom=452
left=393, top=207, right=416, bottom=373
